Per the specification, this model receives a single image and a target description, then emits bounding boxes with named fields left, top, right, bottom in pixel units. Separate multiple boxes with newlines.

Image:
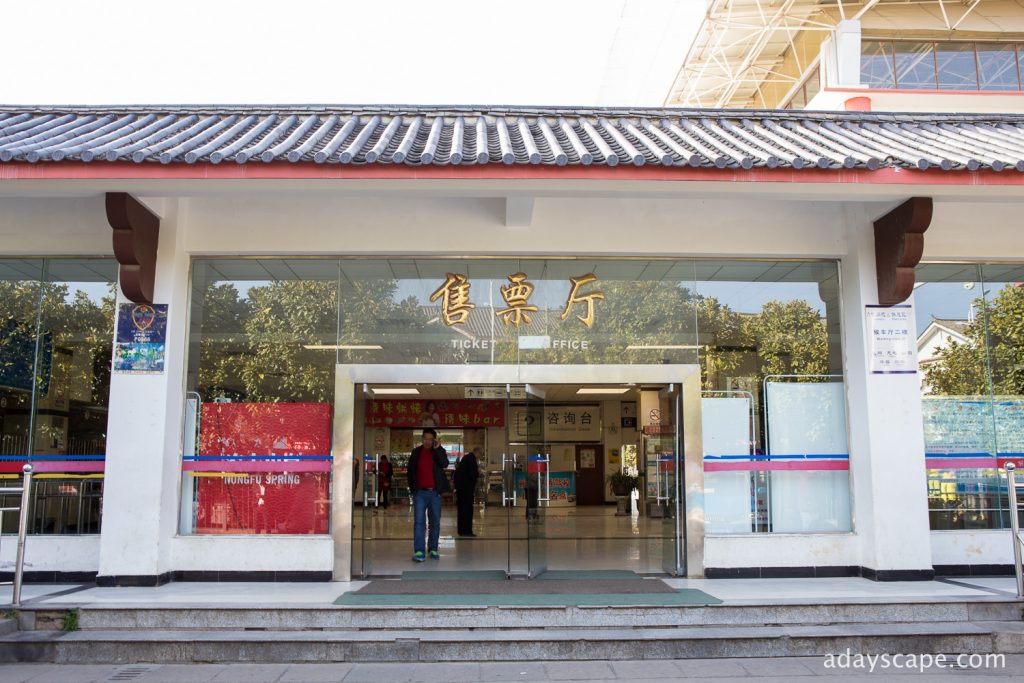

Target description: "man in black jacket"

left=454, top=448, right=480, bottom=537
left=408, top=427, right=450, bottom=562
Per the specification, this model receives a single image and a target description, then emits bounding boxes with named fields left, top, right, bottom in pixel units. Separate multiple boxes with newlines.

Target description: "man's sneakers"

left=412, top=550, right=440, bottom=562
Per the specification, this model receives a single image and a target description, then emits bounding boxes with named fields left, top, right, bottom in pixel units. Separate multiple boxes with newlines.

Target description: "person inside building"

left=377, top=454, right=393, bottom=509
left=407, top=427, right=450, bottom=562
left=454, top=447, right=481, bottom=537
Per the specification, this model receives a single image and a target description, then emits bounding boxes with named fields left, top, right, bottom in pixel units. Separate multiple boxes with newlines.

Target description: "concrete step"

left=2, top=621, right=1023, bottom=663
left=22, top=598, right=1024, bottom=631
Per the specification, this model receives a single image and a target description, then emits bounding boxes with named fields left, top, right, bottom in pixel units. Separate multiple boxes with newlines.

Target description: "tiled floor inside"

left=357, top=501, right=669, bottom=575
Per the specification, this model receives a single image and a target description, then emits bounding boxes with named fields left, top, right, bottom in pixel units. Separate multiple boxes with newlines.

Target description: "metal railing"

left=1004, top=463, right=1024, bottom=598
left=0, top=464, right=34, bottom=607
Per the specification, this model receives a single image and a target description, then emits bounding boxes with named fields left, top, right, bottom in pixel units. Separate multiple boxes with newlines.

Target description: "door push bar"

left=501, top=453, right=519, bottom=507
left=362, top=453, right=380, bottom=507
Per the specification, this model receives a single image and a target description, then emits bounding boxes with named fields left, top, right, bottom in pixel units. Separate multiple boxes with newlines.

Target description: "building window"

left=0, top=258, right=115, bottom=535
left=183, top=258, right=851, bottom=536
left=978, top=43, right=1020, bottom=91
left=936, top=42, right=978, bottom=90
left=915, top=264, right=1024, bottom=531
left=862, top=40, right=1024, bottom=91
left=861, top=40, right=896, bottom=88
left=181, top=260, right=338, bottom=535
left=781, top=66, right=821, bottom=109
left=697, top=261, right=848, bottom=534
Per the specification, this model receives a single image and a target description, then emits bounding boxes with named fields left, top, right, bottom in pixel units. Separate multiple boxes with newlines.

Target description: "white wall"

left=181, top=194, right=846, bottom=258
left=0, top=536, right=99, bottom=572
left=170, top=536, right=333, bottom=572
left=705, top=533, right=860, bottom=569
left=931, top=531, right=1015, bottom=567
left=0, top=196, right=112, bottom=255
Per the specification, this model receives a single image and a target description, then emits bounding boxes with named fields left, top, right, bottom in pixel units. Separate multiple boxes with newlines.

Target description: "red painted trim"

left=3, top=161, right=1024, bottom=185
left=825, top=86, right=1024, bottom=97
left=925, top=458, right=999, bottom=469
left=182, top=460, right=331, bottom=473
left=703, top=461, right=849, bottom=472
left=0, top=461, right=104, bottom=474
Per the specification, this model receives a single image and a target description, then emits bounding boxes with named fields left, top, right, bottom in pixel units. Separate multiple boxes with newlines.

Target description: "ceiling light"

left=576, top=387, right=631, bottom=395
left=625, top=345, right=701, bottom=350
left=303, top=344, right=383, bottom=350
left=371, top=388, right=420, bottom=395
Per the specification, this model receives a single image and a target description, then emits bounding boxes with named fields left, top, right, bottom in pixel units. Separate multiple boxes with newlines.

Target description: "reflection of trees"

left=926, top=285, right=1024, bottom=396
left=0, top=280, right=115, bottom=452
left=197, top=278, right=438, bottom=402
left=195, top=274, right=832, bottom=401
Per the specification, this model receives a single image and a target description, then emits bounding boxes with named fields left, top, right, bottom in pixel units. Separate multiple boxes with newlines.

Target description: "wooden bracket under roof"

left=106, top=192, right=160, bottom=304
left=873, top=196, right=932, bottom=306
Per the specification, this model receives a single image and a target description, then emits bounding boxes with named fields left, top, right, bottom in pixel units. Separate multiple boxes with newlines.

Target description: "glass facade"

left=183, top=258, right=850, bottom=536
left=863, top=40, right=1024, bottom=91
left=915, top=263, right=1024, bottom=530
left=0, top=258, right=116, bottom=535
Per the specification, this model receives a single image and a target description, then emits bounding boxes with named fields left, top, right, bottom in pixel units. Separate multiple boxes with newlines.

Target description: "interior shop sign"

left=430, top=272, right=605, bottom=328
left=366, top=399, right=506, bottom=428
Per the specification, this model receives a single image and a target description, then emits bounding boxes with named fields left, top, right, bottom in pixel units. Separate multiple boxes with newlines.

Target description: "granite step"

left=2, top=621, right=1023, bottom=663
left=20, top=598, right=1024, bottom=631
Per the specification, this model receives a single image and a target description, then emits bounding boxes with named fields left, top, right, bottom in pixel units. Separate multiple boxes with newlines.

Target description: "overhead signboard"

left=510, top=405, right=601, bottom=442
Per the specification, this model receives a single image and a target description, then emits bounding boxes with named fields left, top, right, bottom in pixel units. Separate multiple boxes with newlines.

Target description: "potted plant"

left=607, top=471, right=640, bottom=497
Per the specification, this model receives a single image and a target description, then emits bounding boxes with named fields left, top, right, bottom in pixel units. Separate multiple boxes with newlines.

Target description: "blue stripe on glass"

left=0, top=455, right=106, bottom=461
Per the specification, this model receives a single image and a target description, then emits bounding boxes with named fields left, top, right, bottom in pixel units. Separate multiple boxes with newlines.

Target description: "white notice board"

left=866, top=304, right=916, bottom=374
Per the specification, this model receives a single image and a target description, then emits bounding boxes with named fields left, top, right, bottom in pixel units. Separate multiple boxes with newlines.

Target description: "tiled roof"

left=4, top=105, right=1024, bottom=172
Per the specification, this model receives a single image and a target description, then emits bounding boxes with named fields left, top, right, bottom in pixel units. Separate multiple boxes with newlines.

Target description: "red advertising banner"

left=365, top=399, right=505, bottom=428
left=200, top=403, right=332, bottom=455
left=194, top=472, right=329, bottom=534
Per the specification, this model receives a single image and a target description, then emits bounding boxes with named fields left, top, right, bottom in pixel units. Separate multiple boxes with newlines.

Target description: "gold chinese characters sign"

left=431, top=272, right=604, bottom=328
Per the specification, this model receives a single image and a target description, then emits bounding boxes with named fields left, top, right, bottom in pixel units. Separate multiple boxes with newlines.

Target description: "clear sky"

left=4, top=0, right=707, bottom=106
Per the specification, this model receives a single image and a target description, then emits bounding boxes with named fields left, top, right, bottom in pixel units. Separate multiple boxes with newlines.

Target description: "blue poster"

left=113, top=303, right=167, bottom=374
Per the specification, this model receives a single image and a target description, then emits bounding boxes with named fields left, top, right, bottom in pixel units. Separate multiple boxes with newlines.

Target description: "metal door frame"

left=331, top=363, right=703, bottom=581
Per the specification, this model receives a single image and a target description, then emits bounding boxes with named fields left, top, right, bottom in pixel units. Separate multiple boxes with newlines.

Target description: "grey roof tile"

left=4, top=104, right=1024, bottom=172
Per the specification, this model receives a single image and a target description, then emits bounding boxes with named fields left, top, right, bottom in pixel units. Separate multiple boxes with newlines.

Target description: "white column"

left=834, top=20, right=863, bottom=88
left=841, top=203, right=933, bottom=579
left=97, top=198, right=190, bottom=585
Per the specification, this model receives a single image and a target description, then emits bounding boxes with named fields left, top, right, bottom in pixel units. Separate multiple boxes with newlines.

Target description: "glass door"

left=359, top=383, right=379, bottom=577
left=524, top=384, right=548, bottom=578
left=658, top=385, right=684, bottom=575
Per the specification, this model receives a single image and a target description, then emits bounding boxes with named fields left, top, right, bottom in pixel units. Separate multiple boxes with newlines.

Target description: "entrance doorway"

left=332, top=365, right=702, bottom=581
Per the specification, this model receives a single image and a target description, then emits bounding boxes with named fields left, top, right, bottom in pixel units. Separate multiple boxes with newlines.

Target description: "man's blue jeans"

left=413, top=489, right=442, bottom=554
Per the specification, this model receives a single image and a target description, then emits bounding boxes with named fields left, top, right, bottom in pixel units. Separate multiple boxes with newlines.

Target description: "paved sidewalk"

left=1, top=657, right=1022, bottom=682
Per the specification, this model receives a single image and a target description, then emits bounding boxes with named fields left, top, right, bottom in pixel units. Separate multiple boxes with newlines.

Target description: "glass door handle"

left=513, top=454, right=518, bottom=506
left=373, top=454, right=381, bottom=507
left=501, top=453, right=508, bottom=506
left=539, top=454, right=551, bottom=502
left=362, top=453, right=369, bottom=507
